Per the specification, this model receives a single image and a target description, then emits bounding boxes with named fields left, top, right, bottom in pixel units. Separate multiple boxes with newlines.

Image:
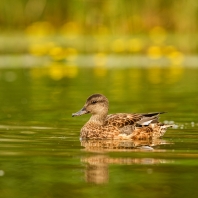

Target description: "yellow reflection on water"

left=94, top=66, right=107, bottom=77
left=147, top=64, right=184, bottom=85
left=147, top=65, right=162, bottom=84
left=65, top=64, right=78, bottom=78
left=48, top=63, right=78, bottom=80
left=128, top=68, right=142, bottom=92
left=110, top=70, right=125, bottom=98
left=48, top=64, right=66, bottom=80
left=30, top=67, right=48, bottom=79
left=30, top=63, right=78, bottom=80
left=165, top=65, right=184, bottom=84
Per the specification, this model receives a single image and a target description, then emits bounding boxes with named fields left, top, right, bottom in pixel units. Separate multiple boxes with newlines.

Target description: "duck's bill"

left=72, top=107, right=88, bottom=117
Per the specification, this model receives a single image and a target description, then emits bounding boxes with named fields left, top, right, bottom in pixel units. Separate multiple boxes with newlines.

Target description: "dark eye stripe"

left=90, top=99, right=105, bottom=104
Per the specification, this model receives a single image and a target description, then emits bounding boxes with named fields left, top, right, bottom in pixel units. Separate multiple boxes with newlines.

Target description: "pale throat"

left=88, top=112, right=108, bottom=125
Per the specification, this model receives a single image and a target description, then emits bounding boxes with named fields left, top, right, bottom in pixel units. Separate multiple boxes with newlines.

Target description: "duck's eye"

left=91, top=101, right=97, bottom=104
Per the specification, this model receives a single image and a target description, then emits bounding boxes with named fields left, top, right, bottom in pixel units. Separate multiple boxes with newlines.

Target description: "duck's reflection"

left=81, top=138, right=167, bottom=151
left=80, top=139, right=172, bottom=184
left=83, top=155, right=109, bottom=184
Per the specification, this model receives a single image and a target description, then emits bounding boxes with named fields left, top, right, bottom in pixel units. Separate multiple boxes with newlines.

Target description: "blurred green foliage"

left=0, top=0, right=198, bottom=33
left=0, top=0, right=198, bottom=55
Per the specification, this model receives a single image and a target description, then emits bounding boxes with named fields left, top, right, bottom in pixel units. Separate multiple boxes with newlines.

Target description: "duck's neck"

left=88, top=113, right=107, bottom=126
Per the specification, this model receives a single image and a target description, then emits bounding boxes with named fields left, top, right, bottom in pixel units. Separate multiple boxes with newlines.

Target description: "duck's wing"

left=136, top=112, right=165, bottom=125
left=105, top=112, right=164, bottom=128
left=105, top=113, right=142, bottom=128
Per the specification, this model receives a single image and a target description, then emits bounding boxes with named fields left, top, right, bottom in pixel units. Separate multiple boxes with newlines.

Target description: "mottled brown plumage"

left=72, top=94, right=172, bottom=140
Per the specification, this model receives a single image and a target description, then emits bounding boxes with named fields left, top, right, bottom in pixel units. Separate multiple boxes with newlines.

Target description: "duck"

left=72, top=94, right=172, bottom=140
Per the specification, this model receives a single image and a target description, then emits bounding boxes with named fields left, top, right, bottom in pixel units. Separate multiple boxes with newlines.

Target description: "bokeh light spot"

left=25, top=21, right=55, bottom=36
left=147, top=46, right=162, bottom=59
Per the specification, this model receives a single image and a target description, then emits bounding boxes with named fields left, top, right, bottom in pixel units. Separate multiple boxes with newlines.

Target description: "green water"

left=0, top=66, right=198, bottom=198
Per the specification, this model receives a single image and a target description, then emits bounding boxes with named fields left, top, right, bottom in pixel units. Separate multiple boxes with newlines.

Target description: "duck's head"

left=72, top=94, right=109, bottom=117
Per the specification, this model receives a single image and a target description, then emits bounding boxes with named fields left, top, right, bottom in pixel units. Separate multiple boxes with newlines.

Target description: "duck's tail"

left=156, top=123, right=174, bottom=137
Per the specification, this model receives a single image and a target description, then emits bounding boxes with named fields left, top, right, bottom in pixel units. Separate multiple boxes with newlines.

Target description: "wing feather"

left=105, top=112, right=163, bottom=129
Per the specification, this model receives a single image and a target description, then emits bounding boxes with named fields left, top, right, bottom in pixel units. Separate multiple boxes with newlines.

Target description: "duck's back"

left=105, top=112, right=163, bottom=135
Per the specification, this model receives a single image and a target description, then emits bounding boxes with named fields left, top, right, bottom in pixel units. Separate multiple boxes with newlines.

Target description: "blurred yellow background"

left=0, top=0, right=197, bottom=56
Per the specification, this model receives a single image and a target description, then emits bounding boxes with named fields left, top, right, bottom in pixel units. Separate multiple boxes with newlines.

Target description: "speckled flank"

left=72, top=94, right=173, bottom=140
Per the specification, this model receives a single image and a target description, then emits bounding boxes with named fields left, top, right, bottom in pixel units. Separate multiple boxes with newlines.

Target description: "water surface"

left=0, top=66, right=198, bottom=198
